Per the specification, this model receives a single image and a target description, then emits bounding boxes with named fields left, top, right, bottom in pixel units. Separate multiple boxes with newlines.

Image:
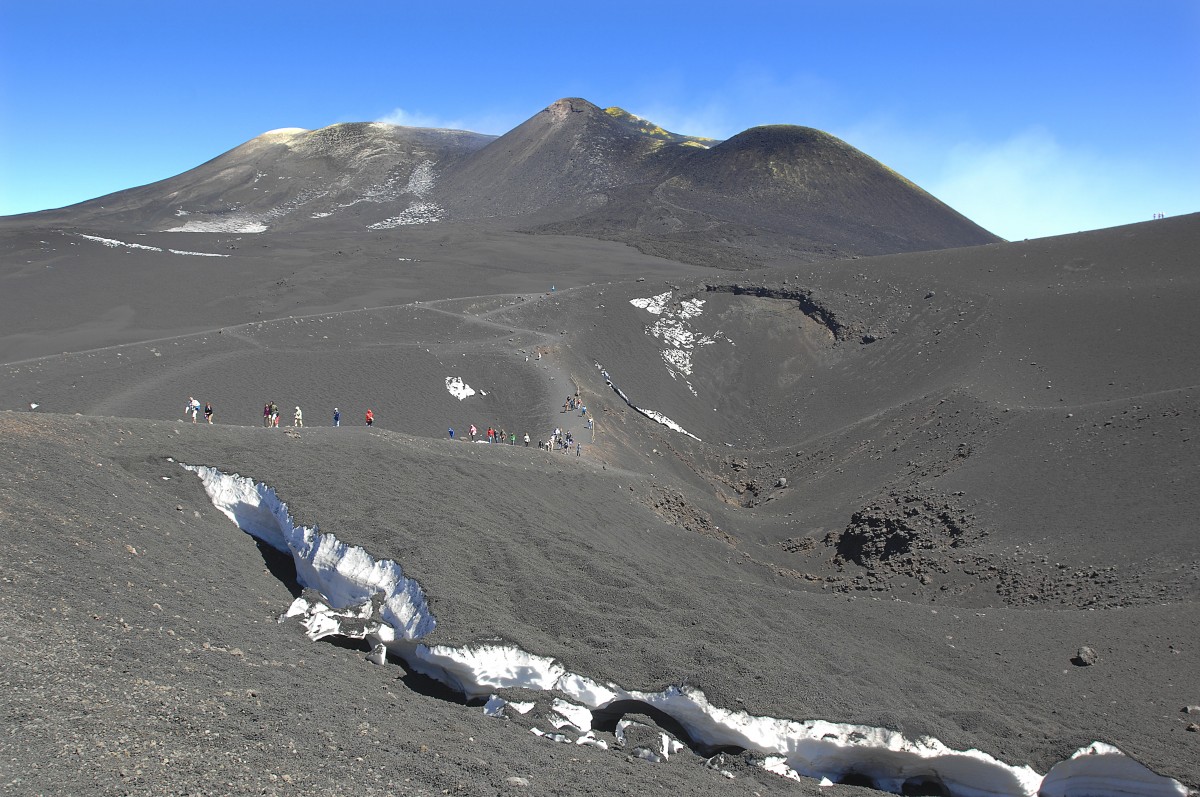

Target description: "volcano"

left=0, top=98, right=1195, bottom=797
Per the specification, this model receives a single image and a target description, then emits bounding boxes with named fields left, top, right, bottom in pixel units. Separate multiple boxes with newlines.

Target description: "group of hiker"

left=186, top=398, right=376, bottom=428
left=446, top=420, right=588, bottom=456
left=259, top=403, right=374, bottom=428
left=185, top=395, right=586, bottom=454
left=563, top=393, right=587, bottom=417
left=448, top=423, right=528, bottom=446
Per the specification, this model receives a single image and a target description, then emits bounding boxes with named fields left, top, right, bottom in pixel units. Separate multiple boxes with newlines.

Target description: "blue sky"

left=1, top=1, right=1196, bottom=239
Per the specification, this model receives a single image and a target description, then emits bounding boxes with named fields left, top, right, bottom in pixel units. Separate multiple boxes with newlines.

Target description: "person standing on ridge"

left=185, top=396, right=201, bottom=423
left=293, top=406, right=303, bottom=427
left=264, top=403, right=272, bottom=427
left=204, top=402, right=214, bottom=424
left=523, top=432, right=530, bottom=447
left=365, top=409, right=374, bottom=427
left=333, top=408, right=340, bottom=427
left=448, top=427, right=455, bottom=439
left=469, top=423, right=477, bottom=441
left=270, top=402, right=279, bottom=428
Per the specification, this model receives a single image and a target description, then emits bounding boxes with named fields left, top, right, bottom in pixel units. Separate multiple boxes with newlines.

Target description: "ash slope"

left=1, top=216, right=1198, bottom=794
left=3, top=413, right=1196, bottom=796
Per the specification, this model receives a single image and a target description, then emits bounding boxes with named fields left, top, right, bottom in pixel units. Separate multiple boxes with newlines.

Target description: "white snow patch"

left=1039, top=742, right=1189, bottom=797
left=483, top=695, right=535, bottom=717
left=638, top=409, right=702, bottom=440
left=575, top=731, right=609, bottom=750
left=763, top=756, right=805, bottom=781
left=405, top=160, right=436, bottom=197
left=77, top=234, right=162, bottom=251
left=168, top=187, right=328, bottom=233
left=549, top=699, right=593, bottom=732
left=368, top=201, right=445, bottom=228
left=629, top=291, right=671, bottom=314
left=445, top=376, right=475, bottom=400
left=168, top=217, right=269, bottom=234
left=630, top=291, right=729, bottom=390
left=167, top=248, right=229, bottom=258
left=76, top=233, right=228, bottom=257
left=530, top=728, right=571, bottom=744
left=261, top=127, right=308, bottom=138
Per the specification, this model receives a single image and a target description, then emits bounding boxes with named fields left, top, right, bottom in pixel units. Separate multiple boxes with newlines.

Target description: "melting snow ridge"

left=596, top=362, right=701, bottom=441
left=181, top=464, right=1191, bottom=797
left=183, top=465, right=434, bottom=639
left=76, top=233, right=229, bottom=257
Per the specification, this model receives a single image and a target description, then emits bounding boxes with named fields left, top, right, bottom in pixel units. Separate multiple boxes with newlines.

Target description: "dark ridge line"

left=704, top=282, right=851, bottom=341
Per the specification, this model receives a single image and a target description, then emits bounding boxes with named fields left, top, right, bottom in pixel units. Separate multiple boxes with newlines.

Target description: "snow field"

left=630, top=291, right=729, bottom=396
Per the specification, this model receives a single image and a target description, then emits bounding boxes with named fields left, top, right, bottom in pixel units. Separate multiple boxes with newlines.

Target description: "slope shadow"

left=256, top=539, right=302, bottom=597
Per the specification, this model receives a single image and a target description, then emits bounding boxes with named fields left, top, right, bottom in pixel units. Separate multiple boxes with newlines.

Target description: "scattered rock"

left=1071, top=646, right=1098, bottom=666
left=781, top=536, right=817, bottom=553
left=777, top=477, right=787, bottom=488
left=505, top=776, right=530, bottom=788
left=1182, top=705, right=1200, bottom=716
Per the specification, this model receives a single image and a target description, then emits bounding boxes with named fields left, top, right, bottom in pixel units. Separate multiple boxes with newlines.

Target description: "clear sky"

left=1, top=1, right=1196, bottom=240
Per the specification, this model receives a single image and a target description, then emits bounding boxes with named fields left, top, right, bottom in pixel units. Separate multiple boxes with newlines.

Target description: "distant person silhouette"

left=293, top=406, right=303, bottom=427
left=333, top=408, right=340, bottom=427
left=365, top=409, right=374, bottom=427
left=204, top=402, right=214, bottom=424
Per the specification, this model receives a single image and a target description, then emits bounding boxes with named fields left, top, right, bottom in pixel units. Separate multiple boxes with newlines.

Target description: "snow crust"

left=445, top=376, right=475, bottom=400
left=367, top=201, right=445, bottom=228
left=261, top=127, right=308, bottom=138
left=184, top=465, right=1192, bottom=797
left=167, top=217, right=270, bottom=234
left=76, top=233, right=229, bottom=257
left=1038, top=742, right=1189, bottom=796
left=364, top=160, right=445, bottom=228
left=167, top=187, right=329, bottom=233
left=630, top=291, right=728, bottom=395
